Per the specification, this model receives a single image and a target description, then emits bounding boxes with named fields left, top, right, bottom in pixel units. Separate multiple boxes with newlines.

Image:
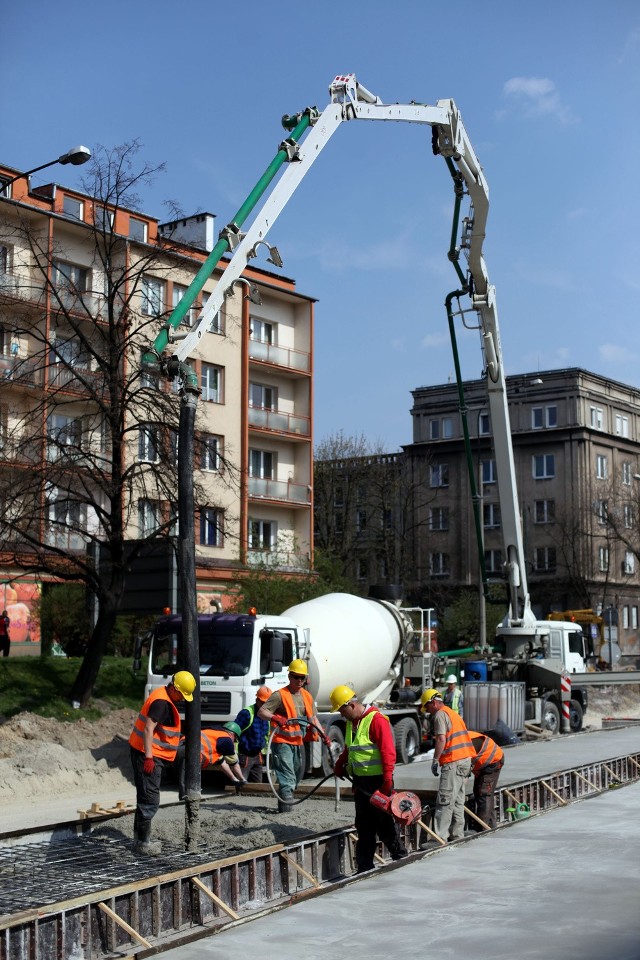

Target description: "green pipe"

left=437, top=646, right=478, bottom=658
left=143, top=110, right=315, bottom=367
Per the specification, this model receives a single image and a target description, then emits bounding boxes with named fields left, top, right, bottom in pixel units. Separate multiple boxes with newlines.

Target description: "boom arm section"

left=147, top=73, right=532, bottom=627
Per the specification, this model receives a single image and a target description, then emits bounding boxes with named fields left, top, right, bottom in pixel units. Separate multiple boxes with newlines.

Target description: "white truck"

left=146, top=74, right=588, bottom=739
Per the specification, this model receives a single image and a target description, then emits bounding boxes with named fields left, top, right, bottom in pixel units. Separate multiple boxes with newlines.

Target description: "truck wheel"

left=394, top=718, right=420, bottom=765
left=540, top=699, right=560, bottom=734
left=322, top=724, right=345, bottom=777
left=569, top=699, right=583, bottom=733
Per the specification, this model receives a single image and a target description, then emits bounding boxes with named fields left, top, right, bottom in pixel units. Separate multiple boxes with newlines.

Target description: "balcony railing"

left=47, top=363, right=106, bottom=397
left=249, top=339, right=310, bottom=372
left=0, top=355, right=43, bottom=388
left=247, top=549, right=309, bottom=571
left=248, top=477, right=311, bottom=504
left=0, top=271, right=46, bottom=304
left=248, top=406, right=310, bottom=437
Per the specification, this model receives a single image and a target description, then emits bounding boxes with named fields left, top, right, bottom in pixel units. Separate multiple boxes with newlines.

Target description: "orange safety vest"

left=468, top=731, right=504, bottom=775
left=438, top=704, right=475, bottom=765
left=198, top=729, right=237, bottom=768
left=271, top=687, right=318, bottom=745
left=129, top=686, right=181, bottom=761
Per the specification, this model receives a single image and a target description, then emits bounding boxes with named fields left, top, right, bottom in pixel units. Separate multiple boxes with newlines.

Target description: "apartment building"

left=0, top=160, right=314, bottom=652
left=407, top=368, right=640, bottom=657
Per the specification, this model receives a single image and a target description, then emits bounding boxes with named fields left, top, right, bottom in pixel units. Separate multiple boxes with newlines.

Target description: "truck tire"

left=540, top=699, right=560, bottom=734
left=321, top=724, right=345, bottom=777
left=569, top=699, right=584, bottom=733
left=394, top=717, right=420, bottom=765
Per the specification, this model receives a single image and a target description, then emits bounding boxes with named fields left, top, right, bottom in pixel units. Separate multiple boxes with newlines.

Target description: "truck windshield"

left=150, top=625, right=253, bottom=677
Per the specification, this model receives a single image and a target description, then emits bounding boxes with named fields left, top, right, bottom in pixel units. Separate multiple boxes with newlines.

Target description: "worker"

left=0, top=610, right=10, bottom=658
left=177, top=728, right=246, bottom=799
left=468, top=729, right=504, bottom=829
left=420, top=688, right=475, bottom=843
left=129, top=670, right=196, bottom=855
left=331, top=685, right=408, bottom=873
left=226, top=685, right=273, bottom=783
left=442, top=674, right=463, bottom=717
left=258, top=659, right=330, bottom=812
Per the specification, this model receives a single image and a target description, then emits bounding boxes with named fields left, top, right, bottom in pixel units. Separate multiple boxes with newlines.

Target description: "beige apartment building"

left=407, top=368, right=640, bottom=658
left=0, top=160, right=314, bottom=652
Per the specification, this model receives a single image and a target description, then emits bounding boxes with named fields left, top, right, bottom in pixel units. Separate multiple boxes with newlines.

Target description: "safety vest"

left=345, top=708, right=388, bottom=777
left=199, top=729, right=237, bottom=768
left=444, top=687, right=462, bottom=714
left=438, top=705, right=475, bottom=765
left=129, top=686, right=181, bottom=761
left=271, top=688, right=318, bottom=745
left=468, top=731, right=504, bottom=775
left=239, top=704, right=255, bottom=733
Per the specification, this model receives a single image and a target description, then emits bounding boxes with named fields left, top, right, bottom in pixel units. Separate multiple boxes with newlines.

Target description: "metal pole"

left=608, top=607, right=613, bottom=672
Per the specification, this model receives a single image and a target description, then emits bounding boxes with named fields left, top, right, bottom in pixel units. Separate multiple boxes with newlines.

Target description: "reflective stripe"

left=468, top=731, right=504, bottom=774
left=345, top=709, right=388, bottom=777
left=272, top=688, right=315, bottom=746
left=439, top=705, right=475, bottom=764
left=129, top=687, right=181, bottom=761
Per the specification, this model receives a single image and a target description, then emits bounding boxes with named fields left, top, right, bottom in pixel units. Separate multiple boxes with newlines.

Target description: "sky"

left=2, top=1, right=639, bottom=451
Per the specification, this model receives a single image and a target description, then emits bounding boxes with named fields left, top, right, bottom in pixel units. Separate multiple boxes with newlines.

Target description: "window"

left=0, top=244, right=8, bottom=274
left=94, top=204, right=114, bottom=231
left=129, top=217, right=147, bottom=242
left=172, top=283, right=197, bottom=328
left=199, top=507, right=223, bottom=546
left=356, top=509, right=367, bottom=532
left=138, top=424, right=159, bottom=463
left=478, top=412, right=490, bottom=436
left=50, top=335, right=90, bottom=369
left=249, top=518, right=275, bottom=551
left=0, top=177, right=12, bottom=199
left=200, top=434, right=221, bottom=471
left=249, top=381, right=277, bottom=410
left=615, top=414, right=630, bottom=438
left=483, top=503, right=501, bottom=529
left=430, top=463, right=449, bottom=488
left=533, top=454, right=555, bottom=479
left=622, top=462, right=632, bottom=486
left=623, top=551, right=635, bottom=575
left=334, top=485, right=344, bottom=509
left=53, top=260, right=88, bottom=294
left=484, top=549, right=503, bottom=573
left=430, top=552, right=450, bottom=577
left=47, top=414, right=82, bottom=459
left=633, top=607, right=638, bottom=630
left=201, top=291, right=223, bottom=334
left=138, top=499, right=159, bottom=537
left=532, top=406, right=557, bottom=429
left=429, top=507, right=449, bottom=531
left=356, top=558, right=369, bottom=581
left=596, top=500, right=608, bottom=525
left=534, top=546, right=556, bottom=572
left=596, top=454, right=608, bottom=480
left=430, top=417, right=453, bottom=440
left=251, top=319, right=275, bottom=344
left=381, top=509, right=393, bottom=531
left=624, top=504, right=634, bottom=529
left=590, top=406, right=603, bottom=430
left=534, top=499, right=555, bottom=523
left=201, top=363, right=222, bottom=403
left=141, top=276, right=164, bottom=316
left=598, top=546, right=609, bottom=572
left=62, top=196, right=83, bottom=220
left=481, top=459, right=497, bottom=485
left=249, top=448, right=275, bottom=479
left=623, top=606, right=630, bottom=629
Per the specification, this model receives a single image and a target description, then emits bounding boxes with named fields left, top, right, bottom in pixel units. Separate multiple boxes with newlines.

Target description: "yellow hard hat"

left=288, top=658, right=308, bottom=676
left=420, top=688, right=442, bottom=711
left=172, top=670, right=196, bottom=702
left=330, top=684, right=356, bottom=712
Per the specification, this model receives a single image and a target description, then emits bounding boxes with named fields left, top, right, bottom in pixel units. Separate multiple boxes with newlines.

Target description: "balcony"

left=48, top=363, right=107, bottom=398
left=248, top=406, right=310, bottom=437
left=0, top=354, right=44, bottom=389
left=247, top=549, right=309, bottom=571
left=249, top=339, right=310, bottom=373
left=0, top=270, right=45, bottom=305
left=248, top=477, right=311, bottom=504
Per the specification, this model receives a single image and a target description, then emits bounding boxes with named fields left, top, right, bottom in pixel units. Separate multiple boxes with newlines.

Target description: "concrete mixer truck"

left=136, top=592, right=434, bottom=773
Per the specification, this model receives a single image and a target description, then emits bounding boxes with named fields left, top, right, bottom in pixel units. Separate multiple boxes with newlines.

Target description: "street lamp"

left=1, top=145, right=92, bottom=195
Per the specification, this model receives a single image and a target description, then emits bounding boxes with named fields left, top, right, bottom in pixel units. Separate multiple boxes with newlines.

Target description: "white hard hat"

left=446, top=674, right=457, bottom=684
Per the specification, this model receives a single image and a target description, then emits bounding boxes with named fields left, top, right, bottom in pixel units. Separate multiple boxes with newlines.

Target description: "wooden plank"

left=279, top=852, right=320, bottom=888
left=540, top=779, right=567, bottom=804
left=97, top=901, right=152, bottom=949
left=463, top=805, right=492, bottom=831
left=191, top=876, right=239, bottom=920
left=416, top=818, right=446, bottom=845
left=572, top=770, right=598, bottom=791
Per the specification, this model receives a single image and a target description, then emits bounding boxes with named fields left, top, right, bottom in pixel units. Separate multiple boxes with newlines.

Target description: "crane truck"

left=141, top=74, right=588, bottom=748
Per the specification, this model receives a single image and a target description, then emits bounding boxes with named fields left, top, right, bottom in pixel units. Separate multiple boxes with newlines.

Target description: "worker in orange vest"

left=468, top=730, right=504, bottom=829
left=420, top=688, right=475, bottom=842
left=176, top=728, right=246, bottom=800
left=258, top=659, right=330, bottom=812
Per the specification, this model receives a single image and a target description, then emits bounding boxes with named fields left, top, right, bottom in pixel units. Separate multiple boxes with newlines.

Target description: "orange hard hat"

left=256, top=685, right=273, bottom=702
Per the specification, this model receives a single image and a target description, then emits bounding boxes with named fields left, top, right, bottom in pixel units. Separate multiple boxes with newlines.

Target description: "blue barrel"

left=464, top=660, right=487, bottom=682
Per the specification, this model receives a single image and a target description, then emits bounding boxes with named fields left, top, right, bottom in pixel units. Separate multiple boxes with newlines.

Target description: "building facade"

left=0, top=160, right=314, bottom=652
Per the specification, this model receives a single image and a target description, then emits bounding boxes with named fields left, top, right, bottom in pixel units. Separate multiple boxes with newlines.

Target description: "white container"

left=463, top=681, right=526, bottom=734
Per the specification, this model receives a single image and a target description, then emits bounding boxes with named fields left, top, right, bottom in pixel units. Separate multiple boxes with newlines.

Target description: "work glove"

left=334, top=756, right=347, bottom=779
left=143, top=757, right=155, bottom=775
left=380, top=778, right=394, bottom=796
left=235, top=780, right=245, bottom=795
left=431, top=761, right=439, bottom=777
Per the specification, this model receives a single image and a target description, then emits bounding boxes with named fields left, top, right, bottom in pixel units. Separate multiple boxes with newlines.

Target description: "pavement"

left=158, top=726, right=640, bottom=960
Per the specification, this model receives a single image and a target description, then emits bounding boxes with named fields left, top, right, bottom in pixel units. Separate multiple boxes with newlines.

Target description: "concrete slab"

left=159, top=781, right=640, bottom=960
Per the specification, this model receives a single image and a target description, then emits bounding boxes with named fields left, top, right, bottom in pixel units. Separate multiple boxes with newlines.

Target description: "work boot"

left=278, top=790, right=294, bottom=813
left=133, top=817, right=161, bottom=856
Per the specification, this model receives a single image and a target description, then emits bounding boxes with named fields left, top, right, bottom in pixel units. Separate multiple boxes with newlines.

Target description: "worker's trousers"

left=472, top=759, right=503, bottom=829
left=271, top=742, right=303, bottom=796
left=240, top=753, right=265, bottom=783
left=130, top=746, right=163, bottom=836
left=433, top=756, right=471, bottom=842
left=352, top=774, right=407, bottom=872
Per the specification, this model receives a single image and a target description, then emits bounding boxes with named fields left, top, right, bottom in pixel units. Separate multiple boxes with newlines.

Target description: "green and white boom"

left=145, top=73, right=534, bottom=631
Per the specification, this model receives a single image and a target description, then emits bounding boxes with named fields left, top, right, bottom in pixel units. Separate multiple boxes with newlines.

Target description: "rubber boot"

left=278, top=790, right=294, bottom=813
left=133, top=817, right=161, bottom=856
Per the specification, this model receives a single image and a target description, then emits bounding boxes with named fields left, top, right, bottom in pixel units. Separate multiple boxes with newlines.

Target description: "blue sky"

left=3, top=1, right=639, bottom=450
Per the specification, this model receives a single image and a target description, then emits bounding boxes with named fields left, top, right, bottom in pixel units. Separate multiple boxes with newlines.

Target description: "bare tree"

left=0, top=143, right=237, bottom=704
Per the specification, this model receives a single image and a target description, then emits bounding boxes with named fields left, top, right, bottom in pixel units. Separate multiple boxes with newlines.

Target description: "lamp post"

left=1, top=146, right=91, bottom=196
